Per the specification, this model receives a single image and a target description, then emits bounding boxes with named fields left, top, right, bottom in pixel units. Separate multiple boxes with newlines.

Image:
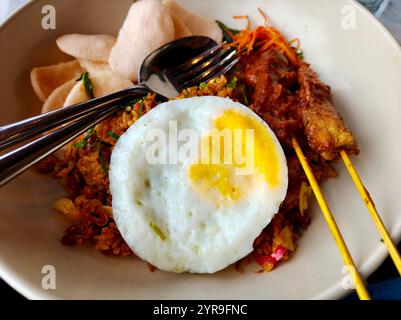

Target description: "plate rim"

left=0, top=0, right=400, bottom=300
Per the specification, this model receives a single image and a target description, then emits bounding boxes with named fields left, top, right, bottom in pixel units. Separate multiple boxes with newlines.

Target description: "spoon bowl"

left=0, top=36, right=217, bottom=186
left=140, top=36, right=217, bottom=98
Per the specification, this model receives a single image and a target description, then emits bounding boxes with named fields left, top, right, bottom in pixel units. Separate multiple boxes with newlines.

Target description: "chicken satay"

left=298, top=63, right=359, bottom=160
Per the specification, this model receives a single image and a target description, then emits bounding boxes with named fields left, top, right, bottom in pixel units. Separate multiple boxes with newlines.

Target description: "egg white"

left=109, top=96, right=288, bottom=273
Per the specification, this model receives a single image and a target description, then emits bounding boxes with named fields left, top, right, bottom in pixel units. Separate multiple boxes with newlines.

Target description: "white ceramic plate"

left=0, top=0, right=400, bottom=300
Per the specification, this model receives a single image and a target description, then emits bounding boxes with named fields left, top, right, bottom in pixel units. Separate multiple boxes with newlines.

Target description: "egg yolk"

left=189, top=109, right=280, bottom=203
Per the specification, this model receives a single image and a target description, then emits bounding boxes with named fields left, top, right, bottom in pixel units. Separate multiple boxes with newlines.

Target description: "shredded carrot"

left=257, top=7, right=271, bottom=27
left=228, top=8, right=300, bottom=66
left=233, top=15, right=251, bottom=30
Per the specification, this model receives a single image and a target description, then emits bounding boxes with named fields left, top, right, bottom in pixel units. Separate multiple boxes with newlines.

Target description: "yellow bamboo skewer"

left=340, top=150, right=401, bottom=275
left=292, top=138, right=370, bottom=300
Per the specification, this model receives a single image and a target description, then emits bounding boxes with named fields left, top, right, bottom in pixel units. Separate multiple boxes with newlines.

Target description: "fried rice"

left=36, top=70, right=337, bottom=272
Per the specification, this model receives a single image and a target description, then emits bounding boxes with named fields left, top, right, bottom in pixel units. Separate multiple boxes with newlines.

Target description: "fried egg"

left=109, top=96, right=288, bottom=273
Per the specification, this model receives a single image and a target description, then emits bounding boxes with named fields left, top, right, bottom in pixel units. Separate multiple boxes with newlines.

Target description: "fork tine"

left=176, top=52, right=239, bottom=91
left=168, top=43, right=225, bottom=76
left=199, top=57, right=240, bottom=83
left=172, top=46, right=236, bottom=82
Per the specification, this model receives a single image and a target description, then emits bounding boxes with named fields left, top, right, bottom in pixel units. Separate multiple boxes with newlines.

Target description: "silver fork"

left=0, top=36, right=239, bottom=186
left=164, top=44, right=238, bottom=92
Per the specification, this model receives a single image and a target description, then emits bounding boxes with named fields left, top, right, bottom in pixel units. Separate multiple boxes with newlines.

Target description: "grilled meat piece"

left=237, top=48, right=358, bottom=159
left=239, top=49, right=302, bottom=146
left=298, top=63, right=359, bottom=160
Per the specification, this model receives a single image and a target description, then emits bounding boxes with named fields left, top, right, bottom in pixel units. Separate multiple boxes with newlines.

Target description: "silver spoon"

left=0, top=36, right=218, bottom=151
left=0, top=36, right=240, bottom=186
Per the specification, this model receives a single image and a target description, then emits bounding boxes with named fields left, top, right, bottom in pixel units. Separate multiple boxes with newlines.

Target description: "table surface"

left=1, top=0, right=400, bottom=300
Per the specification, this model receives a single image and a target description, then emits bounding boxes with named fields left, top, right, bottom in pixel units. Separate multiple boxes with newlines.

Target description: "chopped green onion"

left=149, top=222, right=167, bottom=241
left=138, top=98, right=145, bottom=116
left=73, top=128, right=94, bottom=148
left=238, top=85, right=249, bottom=105
left=107, top=130, right=120, bottom=140
left=243, top=94, right=249, bottom=105
left=227, top=76, right=238, bottom=89
left=297, top=50, right=304, bottom=60
left=76, top=72, right=94, bottom=99
left=199, top=82, right=208, bottom=89
left=216, top=20, right=240, bottom=43
left=97, top=142, right=108, bottom=174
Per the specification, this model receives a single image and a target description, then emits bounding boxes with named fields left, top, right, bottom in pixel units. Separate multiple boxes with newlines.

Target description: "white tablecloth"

left=1, top=0, right=400, bottom=42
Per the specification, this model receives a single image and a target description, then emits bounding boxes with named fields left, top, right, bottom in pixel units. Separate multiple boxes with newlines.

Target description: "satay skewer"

left=292, top=137, right=370, bottom=300
left=340, top=150, right=401, bottom=275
